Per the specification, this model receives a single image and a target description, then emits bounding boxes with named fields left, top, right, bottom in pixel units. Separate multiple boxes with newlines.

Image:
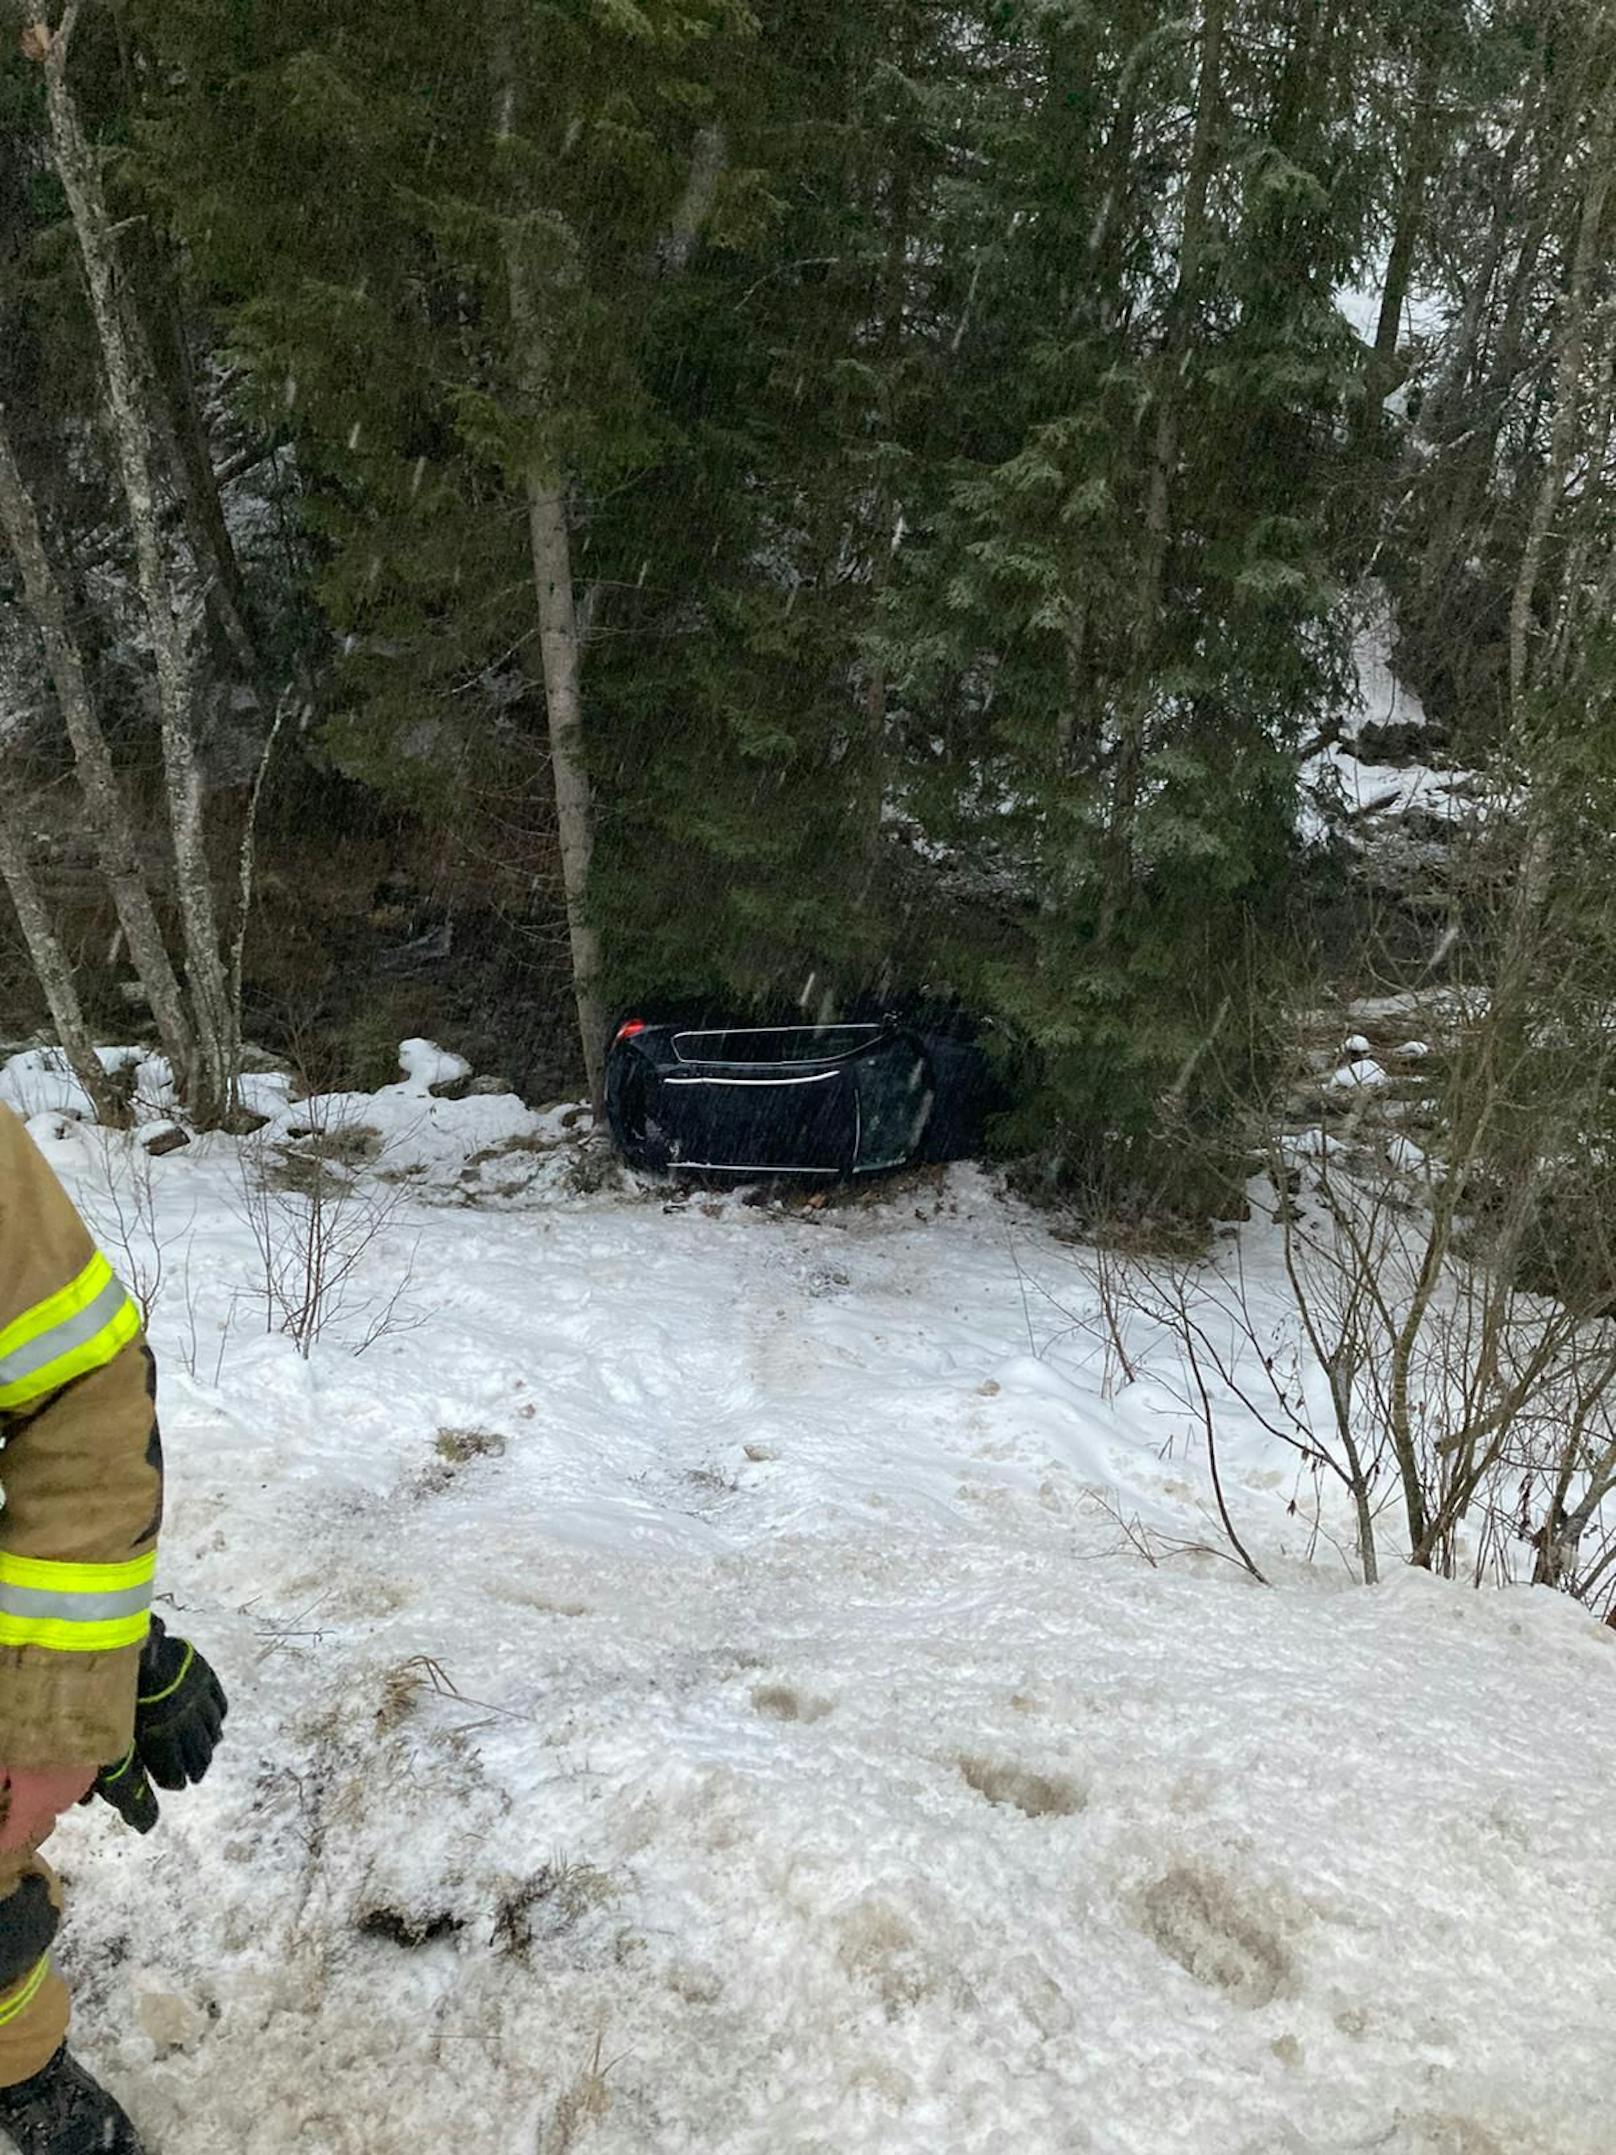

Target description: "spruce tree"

left=877, top=1, right=1395, bottom=1201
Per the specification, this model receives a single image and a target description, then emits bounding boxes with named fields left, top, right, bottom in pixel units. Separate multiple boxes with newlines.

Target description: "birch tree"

left=489, top=74, right=609, bottom=1115
left=24, top=2, right=238, bottom=1120
left=0, top=400, right=197, bottom=1082
left=0, top=708, right=122, bottom=1125
left=488, top=0, right=735, bottom=1115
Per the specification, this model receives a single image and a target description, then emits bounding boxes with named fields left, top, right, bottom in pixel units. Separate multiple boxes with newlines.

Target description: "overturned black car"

left=604, top=1015, right=1002, bottom=1180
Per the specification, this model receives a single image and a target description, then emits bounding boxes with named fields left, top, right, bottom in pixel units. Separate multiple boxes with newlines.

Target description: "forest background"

left=3, top=0, right=1615, bottom=1224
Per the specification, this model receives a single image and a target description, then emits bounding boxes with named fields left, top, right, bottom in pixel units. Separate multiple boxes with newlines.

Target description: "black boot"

left=0, top=2047, right=145, bottom=2155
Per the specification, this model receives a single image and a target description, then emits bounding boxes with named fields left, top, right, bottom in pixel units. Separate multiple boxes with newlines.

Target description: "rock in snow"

left=1329, top=1056, right=1391, bottom=1090
left=394, top=1037, right=472, bottom=1095
left=135, top=1119, right=190, bottom=1157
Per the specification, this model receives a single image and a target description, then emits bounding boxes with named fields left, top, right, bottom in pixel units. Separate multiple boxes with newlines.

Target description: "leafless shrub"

left=1081, top=953, right=1616, bottom=1598
left=1566, top=1507, right=1616, bottom=1625
left=1081, top=1489, right=1163, bottom=1568
left=1008, top=1230, right=1141, bottom=1394
left=1295, top=985, right=1616, bottom=1585
left=1081, top=1248, right=1286, bottom=1583
left=75, top=1127, right=194, bottom=1326
left=1516, top=1325, right=1616, bottom=1602
left=1010, top=1223, right=1280, bottom=1578
left=231, top=1096, right=424, bottom=1356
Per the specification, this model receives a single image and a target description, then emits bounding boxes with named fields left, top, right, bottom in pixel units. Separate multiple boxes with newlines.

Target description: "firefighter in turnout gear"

left=0, top=1104, right=227, bottom=2154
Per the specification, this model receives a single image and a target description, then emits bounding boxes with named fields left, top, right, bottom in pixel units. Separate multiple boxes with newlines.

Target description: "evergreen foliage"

left=2, top=0, right=1615, bottom=1203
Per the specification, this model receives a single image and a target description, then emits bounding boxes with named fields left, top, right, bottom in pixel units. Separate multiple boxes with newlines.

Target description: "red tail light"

left=615, top=1019, right=648, bottom=1042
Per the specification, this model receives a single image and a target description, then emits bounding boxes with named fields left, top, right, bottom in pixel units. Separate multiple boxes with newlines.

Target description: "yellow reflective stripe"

left=0, top=1611, right=150, bottom=1653
left=0, top=1955, right=50, bottom=2028
left=0, top=1551, right=156, bottom=1596
left=0, top=1285, right=140, bottom=1413
left=0, top=1251, right=114, bottom=1363
left=0, top=1548, right=156, bottom=1650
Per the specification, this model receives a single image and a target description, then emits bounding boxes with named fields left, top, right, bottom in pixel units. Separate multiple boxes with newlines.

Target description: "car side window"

left=852, top=1048, right=932, bottom=1171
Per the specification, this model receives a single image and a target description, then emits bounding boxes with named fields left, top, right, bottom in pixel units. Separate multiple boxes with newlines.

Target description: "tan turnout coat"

left=0, top=1103, right=162, bottom=1772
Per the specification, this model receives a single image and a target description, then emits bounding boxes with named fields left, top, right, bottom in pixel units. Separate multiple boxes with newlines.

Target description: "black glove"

left=87, top=1744, right=160, bottom=1835
left=133, top=1620, right=228, bottom=1792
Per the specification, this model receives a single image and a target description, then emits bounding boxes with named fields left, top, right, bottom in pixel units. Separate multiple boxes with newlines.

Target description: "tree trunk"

left=1549, top=340, right=1616, bottom=686
left=229, top=693, right=289, bottom=1036
left=490, top=8, right=730, bottom=1114
left=146, top=268, right=262, bottom=688
left=0, top=401, right=197, bottom=1082
left=1084, top=28, right=1140, bottom=329
left=35, top=5, right=237, bottom=1121
left=490, top=212, right=605, bottom=1111
left=488, top=21, right=607, bottom=1116
left=518, top=461, right=607, bottom=1116
left=1367, top=37, right=1449, bottom=421
left=648, top=125, right=727, bottom=279
left=1413, top=69, right=1563, bottom=620
left=1414, top=192, right=1547, bottom=621
left=1269, top=0, right=1325, bottom=154
left=0, top=795, right=123, bottom=1126
left=1508, top=75, right=1616, bottom=713
left=1056, top=607, right=1089, bottom=776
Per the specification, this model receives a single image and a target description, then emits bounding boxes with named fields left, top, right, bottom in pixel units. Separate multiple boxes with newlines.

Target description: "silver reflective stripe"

left=675, top=1162, right=840, bottom=1175
left=0, top=1274, right=128, bottom=1391
left=0, top=1580, right=154, bottom=1624
left=664, top=1071, right=842, bottom=1089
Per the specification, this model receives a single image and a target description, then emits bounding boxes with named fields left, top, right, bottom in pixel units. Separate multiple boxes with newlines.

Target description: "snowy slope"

left=1299, top=596, right=1480, bottom=852
left=9, top=1072, right=1615, bottom=2155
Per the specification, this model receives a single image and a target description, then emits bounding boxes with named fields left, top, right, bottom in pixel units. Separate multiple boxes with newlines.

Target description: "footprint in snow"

left=1136, top=1863, right=1294, bottom=2008
left=751, top=1683, right=835, bottom=1724
left=956, top=1754, right=1086, bottom=1818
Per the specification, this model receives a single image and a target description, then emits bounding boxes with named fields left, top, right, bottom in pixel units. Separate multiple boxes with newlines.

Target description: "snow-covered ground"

left=1298, top=599, right=1479, bottom=851
left=6, top=1054, right=1615, bottom=2155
